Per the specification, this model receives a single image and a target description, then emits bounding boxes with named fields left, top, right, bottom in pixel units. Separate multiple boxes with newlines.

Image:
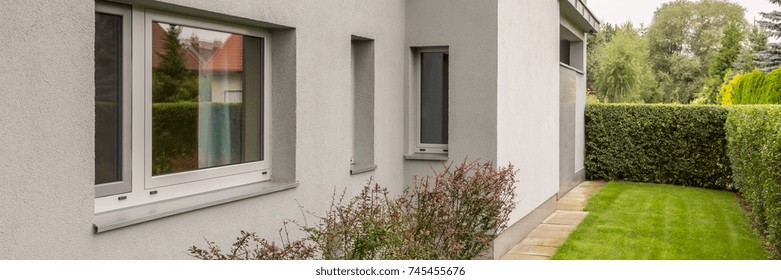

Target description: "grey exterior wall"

left=0, top=0, right=594, bottom=259
left=403, top=0, right=499, bottom=182
left=0, top=0, right=406, bottom=259
left=559, top=14, right=589, bottom=196
left=496, top=0, right=561, bottom=223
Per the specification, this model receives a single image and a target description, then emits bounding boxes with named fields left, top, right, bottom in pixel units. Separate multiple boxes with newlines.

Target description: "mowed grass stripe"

left=552, top=182, right=767, bottom=260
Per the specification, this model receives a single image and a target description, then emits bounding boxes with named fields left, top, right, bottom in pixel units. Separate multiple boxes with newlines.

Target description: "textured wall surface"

left=0, top=0, right=589, bottom=259
left=403, top=0, right=499, bottom=183
left=0, top=0, right=405, bottom=259
left=496, top=0, right=561, bottom=224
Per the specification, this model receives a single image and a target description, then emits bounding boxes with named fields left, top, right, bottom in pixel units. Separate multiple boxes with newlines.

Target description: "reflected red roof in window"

left=151, top=22, right=201, bottom=71
left=203, top=34, right=243, bottom=72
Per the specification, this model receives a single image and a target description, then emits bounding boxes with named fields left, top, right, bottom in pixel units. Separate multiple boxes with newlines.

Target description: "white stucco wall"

left=496, top=0, right=561, bottom=224
left=0, top=0, right=406, bottom=259
left=403, top=0, right=499, bottom=181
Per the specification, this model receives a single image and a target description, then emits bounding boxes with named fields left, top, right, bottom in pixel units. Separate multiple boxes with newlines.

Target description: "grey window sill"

left=559, top=62, right=585, bottom=75
left=350, top=163, right=377, bottom=175
left=93, top=180, right=298, bottom=233
left=404, top=154, right=449, bottom=161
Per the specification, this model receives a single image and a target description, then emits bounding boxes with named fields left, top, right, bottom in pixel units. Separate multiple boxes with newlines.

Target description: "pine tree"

left=699, top=21, right=743, bottom=104
left=757, top=0, right=781, bottom=71
left=737, top=25, right=769, bottom=72
left=153, top=24, right=196, bottom=102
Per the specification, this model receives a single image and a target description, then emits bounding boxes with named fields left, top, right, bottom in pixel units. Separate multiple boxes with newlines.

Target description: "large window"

left=413, top=48, right=449, bottom=154
left=94, top=2, right=271, bottom=213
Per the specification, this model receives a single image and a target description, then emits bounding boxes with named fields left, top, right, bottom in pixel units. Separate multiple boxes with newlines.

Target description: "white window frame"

left=412, top=47, right=449, bottom=155
left=94, top=3, right=272, bottom=213
left=224, top=90, right=243, bottom=103
left=95, top=2, right=133, bottom=198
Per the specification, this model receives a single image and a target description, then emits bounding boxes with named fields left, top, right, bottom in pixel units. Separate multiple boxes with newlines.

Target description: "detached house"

left=0, top=0, right=599, bottom=259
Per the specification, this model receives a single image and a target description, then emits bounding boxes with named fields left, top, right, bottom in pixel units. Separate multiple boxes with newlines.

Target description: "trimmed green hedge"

left=585, top=104, right=732, bottom=189
left=152, top=102, right=242, bottom=175
left=726, top=106, right=781, bottom=258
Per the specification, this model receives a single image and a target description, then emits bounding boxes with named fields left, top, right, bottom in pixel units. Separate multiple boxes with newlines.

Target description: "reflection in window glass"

left=151, top=22, right=262, bottom=176
left=420, top=52, right=448, bottom=145
left=95, top=13, right=123, bottom=184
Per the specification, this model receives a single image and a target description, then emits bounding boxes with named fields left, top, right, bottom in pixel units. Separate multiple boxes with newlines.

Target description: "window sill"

left=559, top=62, right=584, bottom=75
left=404, top=154, right=449, bottom=161
left=93, top=180, right=298, bottom=233
left=350, top=163, right=377, bottom=175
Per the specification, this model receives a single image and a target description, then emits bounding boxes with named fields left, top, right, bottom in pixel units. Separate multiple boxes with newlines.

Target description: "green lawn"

left=552, top=181, right=768, bottom=260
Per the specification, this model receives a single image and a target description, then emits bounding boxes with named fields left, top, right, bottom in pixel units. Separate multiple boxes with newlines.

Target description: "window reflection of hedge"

left=95, top=102, right=121, bottom=183
left=152, top=102, right=243, bottom=175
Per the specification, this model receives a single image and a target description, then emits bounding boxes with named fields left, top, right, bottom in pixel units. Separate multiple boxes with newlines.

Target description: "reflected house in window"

left=151, top=22, right=204, bottom=73
left=150, top=22, right=261, bottom=174
left=202, top=34, right=245, bottom=103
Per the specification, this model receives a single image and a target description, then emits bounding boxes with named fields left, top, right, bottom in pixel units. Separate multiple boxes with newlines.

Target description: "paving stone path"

left=500, top=181, right=606, bottom=260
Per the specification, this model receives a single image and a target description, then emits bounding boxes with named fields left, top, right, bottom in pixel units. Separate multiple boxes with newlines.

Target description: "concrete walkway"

left=500, top=181, right=606, bottom=260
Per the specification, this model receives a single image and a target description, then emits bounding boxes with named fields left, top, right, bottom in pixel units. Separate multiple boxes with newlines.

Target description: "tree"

left=646, top=0, right=746, bottom=103
left=153, top=24, right=198, bottom=103
left=586, top=23, right=616, bottom=94
left=736, top=25, right=769, bottom=72
left=758, top=0, right=781, bottom=71
left=593, top=23, right=656, bottom=103
left=699, top=21, right=744, bottom=104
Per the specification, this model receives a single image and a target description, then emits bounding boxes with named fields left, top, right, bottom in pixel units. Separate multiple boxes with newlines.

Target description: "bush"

left=762, top=69, right=781, bottom=104
left=721, top=69, right=781, bottom=105
left=585, top=104, right=731, bottom=189
left=725, top=106, right=781, bottom=258
left=732, top=69, right=766, bottom=105
left=188, top=160, right=517, bottom=260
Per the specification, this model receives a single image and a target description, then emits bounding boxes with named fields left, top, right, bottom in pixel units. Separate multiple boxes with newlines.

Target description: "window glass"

left=560, top=40, right=571, bottom=65
left=95, top=12, right=124, bottom=184
left=151, top=22, right=262, bottom=176
left=420, top=52, right=448, bottom=145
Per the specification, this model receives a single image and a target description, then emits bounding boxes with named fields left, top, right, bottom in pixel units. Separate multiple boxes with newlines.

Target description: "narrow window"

left=350, top=37, right=375, bottom=174
left=95, top=3, right=131, bottom=197
left=418, top=49, right=449, bottom=152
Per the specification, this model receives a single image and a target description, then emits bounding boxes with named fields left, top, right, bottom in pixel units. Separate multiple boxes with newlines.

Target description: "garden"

left=567, top=104, right=781, bottom=259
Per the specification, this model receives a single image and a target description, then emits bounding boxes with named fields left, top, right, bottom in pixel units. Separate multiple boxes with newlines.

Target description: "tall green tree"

left=593, top=23, right=657, bottom=103
left=153, top=24, right=198, bottom=103
left=737, top=25, right=769, bottom=72
left=646, top=0, right=746, bottom=103
left=758, top=0, right=781, bottom=71
left=587, top=23, right=616, bottom=94
left=699, top=21, right=744, bottom=104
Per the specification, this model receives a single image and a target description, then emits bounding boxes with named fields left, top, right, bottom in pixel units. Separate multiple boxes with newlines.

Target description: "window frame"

left=412, top=47, right=449, bottom=155
left=95, top=2, right=133, bottom=198
left=94, top=3, right=273, bottom=213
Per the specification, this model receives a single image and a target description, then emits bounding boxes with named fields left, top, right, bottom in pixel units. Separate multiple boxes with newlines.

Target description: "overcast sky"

left=586, top=0, right=778, bottom=27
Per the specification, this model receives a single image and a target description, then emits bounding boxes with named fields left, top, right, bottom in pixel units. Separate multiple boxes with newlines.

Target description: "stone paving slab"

left=542, top=211, right=588, bottom=225
left=527, top=228, right=572, bottom=239
left=499, top=181, right=606, bottom=260
left=500, top=253, right=549, bottom=260
left=520, top=237, right=568, bottom=247
left=508, top=245, right=558, bottom=257
left=536, top=224, right=577, bottom=232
